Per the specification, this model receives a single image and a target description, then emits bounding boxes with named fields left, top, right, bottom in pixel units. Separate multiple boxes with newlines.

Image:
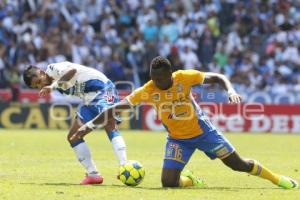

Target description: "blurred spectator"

left=198, top=27, right=215, bottom=65
left=176, top=33, right=197, bottom=52
left=179, top=46, right=201, bottom=70
left=4, top=67, right=21, bottom=101
left=214, top=46, right=228, bottom=70
left=141, top=19, right=159, bottom=43
left=105, top=52, right=127, bottom=84
left=167, top=46, right=183, bottom=72
left=207, top=9, right=220, bottom=38
left=159, top=16, right=178, bottom=43
left=158, top=36, right=171, bottom=57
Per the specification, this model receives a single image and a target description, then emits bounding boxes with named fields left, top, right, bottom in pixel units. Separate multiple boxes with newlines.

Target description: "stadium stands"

left=0, top=0, right=300, bottom=102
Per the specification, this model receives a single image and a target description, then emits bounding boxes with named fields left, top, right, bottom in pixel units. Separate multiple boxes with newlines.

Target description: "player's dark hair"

left=23, top=65, right=38, bottom=88
left=150, top=56, right=171, bottom=71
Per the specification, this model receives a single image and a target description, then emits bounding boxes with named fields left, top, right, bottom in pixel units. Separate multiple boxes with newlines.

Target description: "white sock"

left=72, top=142, right=100, bottom=176
left=111, top=136, right=127, bottom=165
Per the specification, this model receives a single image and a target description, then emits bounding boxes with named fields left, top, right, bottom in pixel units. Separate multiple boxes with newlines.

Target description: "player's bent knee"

left=67, top=134, right=74, bottom=144
left=222, top=152, right=253, bottom=172
left=67, top=132, right=81, bottom=145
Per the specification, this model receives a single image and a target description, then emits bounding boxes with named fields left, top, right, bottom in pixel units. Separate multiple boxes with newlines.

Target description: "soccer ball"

left=118, top=160, right=145, bottom=186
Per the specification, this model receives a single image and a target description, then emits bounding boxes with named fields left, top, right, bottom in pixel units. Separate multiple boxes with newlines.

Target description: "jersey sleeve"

left=182, top=70, right=205, bottom=86
left=125, top=86, right=149, bottom=106
left=45, top=62, right=76, bottom=89
left=45, top=63, right=70, bottom=79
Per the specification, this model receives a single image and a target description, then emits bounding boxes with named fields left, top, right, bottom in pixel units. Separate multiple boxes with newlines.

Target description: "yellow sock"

left=249, top=160, right=281, bottom=185
left=179, top=175, right=193, bottom=187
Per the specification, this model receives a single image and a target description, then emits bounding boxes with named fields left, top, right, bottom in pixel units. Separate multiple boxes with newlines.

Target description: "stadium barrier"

left=1, top=88, right=300, bottom=103
left=0, top=102, right=136, bottom=130
left=0, top=103, right=299, bottom=133
left=142, top=104, right=300, bottom=133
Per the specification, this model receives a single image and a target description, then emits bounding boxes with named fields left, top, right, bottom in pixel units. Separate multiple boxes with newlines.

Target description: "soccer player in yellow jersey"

left=71, top=56, right=298, bottom=189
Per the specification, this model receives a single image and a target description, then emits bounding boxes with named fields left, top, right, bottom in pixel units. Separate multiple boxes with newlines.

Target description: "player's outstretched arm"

left=92, top=100, right=132, bottom=126
left=39, top=68, right=77, bottom=97
left=203, top=72, right=242, bottom=104
left=70, top=99, right=133, bottom=142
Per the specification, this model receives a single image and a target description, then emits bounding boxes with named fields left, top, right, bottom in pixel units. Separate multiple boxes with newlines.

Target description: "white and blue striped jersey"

left=45, top=61, right=112, bottom=104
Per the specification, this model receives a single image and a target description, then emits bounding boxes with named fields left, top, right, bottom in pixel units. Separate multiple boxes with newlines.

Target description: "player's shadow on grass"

left=185, top=186, right=282, bottom=190
left=20, top=182, right=80, bottom=186
left=20, top=182, right=169, bottom=190
left=20, top=183, right=281, bottom=190
left=130, top=186, right=281, bottom=191
left=96, top=185, right=282, bottom=191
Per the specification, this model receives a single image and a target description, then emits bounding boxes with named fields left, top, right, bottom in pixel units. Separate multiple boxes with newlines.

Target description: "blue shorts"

left=163, top=129, right=235, bottom=170
left=76, top=82, right=120, bottom=124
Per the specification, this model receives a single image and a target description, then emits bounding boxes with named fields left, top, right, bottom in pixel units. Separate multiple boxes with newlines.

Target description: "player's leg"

left=92, top=85, right=128, bottom=166
left=161, top=168, right=182, bottom=187
left=161, top=137, right=205, bottom=187
left=67, top=107, right=103, bottom=184
left=104, top=118, right=127, bottom=166
left=220, top=151, right=253, bottom=172
left=198, top=129, right=298, bottom=189
left=221, top=151, right=298, bottom=189
left=161, top=168, right=205, bottom=187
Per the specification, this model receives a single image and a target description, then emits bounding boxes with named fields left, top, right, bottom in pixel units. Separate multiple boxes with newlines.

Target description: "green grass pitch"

left=0, top=129, right=299, bottom=200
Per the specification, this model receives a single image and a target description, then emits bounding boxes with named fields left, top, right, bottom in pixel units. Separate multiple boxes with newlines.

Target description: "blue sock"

left=108, top=129, right=121, bottom=141
left=70, top=139, right=84, bottom=148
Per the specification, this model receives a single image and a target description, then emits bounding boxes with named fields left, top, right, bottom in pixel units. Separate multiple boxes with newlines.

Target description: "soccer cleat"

left=181, top=170, right=206, bottom=188
left=278, top=176, right=298, bottom=189
left=80, top=174, right=104, bottom=185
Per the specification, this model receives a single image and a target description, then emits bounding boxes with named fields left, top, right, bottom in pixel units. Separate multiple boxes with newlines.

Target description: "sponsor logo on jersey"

left=166, top=91, right=172, bottom=99
left=106, top=88, right=115, bottom=103
left=176, top=83, right=183, bottom=93
left=152, top=93, right=160, bottom=101
left=168, top=112, right=187, bottom=119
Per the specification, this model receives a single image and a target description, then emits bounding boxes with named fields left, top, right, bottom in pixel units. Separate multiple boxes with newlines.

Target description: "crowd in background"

left=0, top=0, right=300, bottom=101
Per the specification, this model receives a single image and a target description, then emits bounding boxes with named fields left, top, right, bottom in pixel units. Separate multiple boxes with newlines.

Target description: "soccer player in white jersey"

left=23, top=61, right=128, bottom=185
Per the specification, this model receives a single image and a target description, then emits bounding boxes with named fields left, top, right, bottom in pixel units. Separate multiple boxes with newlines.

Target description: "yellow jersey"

left=126, top=70, right=206, bottom=139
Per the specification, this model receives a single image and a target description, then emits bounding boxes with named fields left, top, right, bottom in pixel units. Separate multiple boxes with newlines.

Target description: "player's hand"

left=39, top=86, right=53, bottom=97
left=228, top=93, right=242, bottom=104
